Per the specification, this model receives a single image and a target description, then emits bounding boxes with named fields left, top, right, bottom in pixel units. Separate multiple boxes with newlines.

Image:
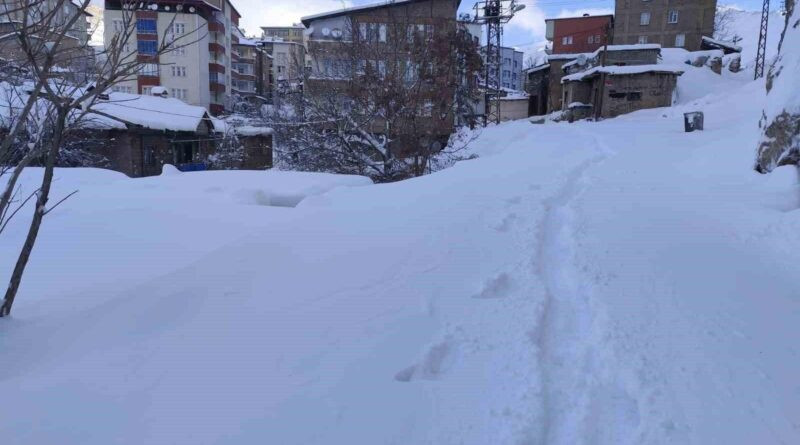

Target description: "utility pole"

left=473, top=0, right=525, bottom=126
left=754, top=0, right=770, bottom=80
left=594, top=23, right=611, bottom=120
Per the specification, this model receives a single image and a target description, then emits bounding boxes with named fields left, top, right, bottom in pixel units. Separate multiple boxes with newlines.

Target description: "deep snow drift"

left=1, top=66, right=799, bottom=443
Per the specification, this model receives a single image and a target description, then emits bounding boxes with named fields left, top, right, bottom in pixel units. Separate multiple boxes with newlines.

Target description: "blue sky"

left=240, top=0, right=766, bottom=48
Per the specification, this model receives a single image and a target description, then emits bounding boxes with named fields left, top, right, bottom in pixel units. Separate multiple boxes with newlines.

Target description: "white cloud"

left=237, top=0, right=353, bottom=36
left=505, top=0, right=547, bottom=39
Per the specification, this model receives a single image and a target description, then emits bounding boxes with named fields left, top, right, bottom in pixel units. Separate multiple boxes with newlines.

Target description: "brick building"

left=545, top=14, right=614, bottom=55
left=613, top=0, right=717, bottom=51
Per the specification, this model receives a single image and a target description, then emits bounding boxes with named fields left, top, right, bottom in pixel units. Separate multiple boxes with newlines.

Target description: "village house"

left=613, top=0, right=717, bottom=51
left=77, top=88, right=271, bottom=177
left=524, top=63, right=549, bottom=116
left=545, top=14, right=614, bottom=55
left=560, top=45, right=683, bottom=119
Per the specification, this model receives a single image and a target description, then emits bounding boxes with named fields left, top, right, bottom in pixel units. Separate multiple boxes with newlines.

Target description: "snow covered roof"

left=561, top=64, right=685, bottom=83
left=82, top=92, right=214, bottom=133
left=301, top=0, right=459, bottom=26
left=525, top=63, right=550, bottom=73
left=592, top=44, right=661, bottom=57
left=216, top=115, right=273, bottom=137
left=701, top=36, right=743, bottom=53
left=547, top=53, right=591, bottom=62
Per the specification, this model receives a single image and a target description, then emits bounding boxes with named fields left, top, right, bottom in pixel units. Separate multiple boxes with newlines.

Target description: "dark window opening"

left=173, top=141, right=195, bottom=164
left=627, top=92, right=642, bottom=101
left=143, top=145, right=156, bottom=166
left=608, top=91, right=626, bottom=99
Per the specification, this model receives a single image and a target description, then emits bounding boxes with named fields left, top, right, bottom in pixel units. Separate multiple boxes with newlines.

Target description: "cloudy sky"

left=236, top=0, right=765, bottom=48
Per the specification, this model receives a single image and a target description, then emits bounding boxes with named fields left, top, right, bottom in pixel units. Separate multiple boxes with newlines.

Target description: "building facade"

left=258, top=37, right=306, bottom=98
left=231, top=29, right=271, bottom=104
left=613, top=0, right=717, bottom=51
left=103, top=0, right=243, bottom=115
left=484, top=46, right=523, bottom=91
left=545, top=14, right=613, bottom=54
left=261, top=25, right=305, bottom=44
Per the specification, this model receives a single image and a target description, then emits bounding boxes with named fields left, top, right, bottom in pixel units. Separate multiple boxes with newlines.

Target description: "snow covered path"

left=2, top=73, right=800, bottom=444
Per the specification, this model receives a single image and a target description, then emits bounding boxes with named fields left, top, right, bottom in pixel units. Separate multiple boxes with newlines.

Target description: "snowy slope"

left=716, top=6, right=785, bottom=70
left=1, top=68, right=799, bottom=443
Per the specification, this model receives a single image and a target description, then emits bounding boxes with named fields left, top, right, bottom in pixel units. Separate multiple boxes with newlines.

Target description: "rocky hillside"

left=755, top=0, right=800, bottom=172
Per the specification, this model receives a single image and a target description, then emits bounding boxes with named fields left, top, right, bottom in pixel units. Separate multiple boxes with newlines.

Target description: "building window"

left=561, top=35, right=573, bottom=45
left=170, top=23, right=186, bottom=35
left=504, top=57, right=511, bottom=65
left=137, top=19, right=157, bottom=34
left=640, top=12, right=651, bottom=26
left=588, top=35, right=594, bottom=44
left=112, top=19, right=124, bottom=32
left=627, top=92, right=642, bottom=101
left=111, top=85, right=133, bottom=94
left=668, top=10, right=679, bottom=24
left=139, top=63, right=159, bottom=76
left=138, top=40, right=157, bottom=55
left=142, top=86, right=153, bottom=95
left=172, top=46, right=186, bottom=56
left=170, top=88, right=188, bottom=100
left=638, top=35, right=648, bottom=44
left=675, top=33, right=686, bottom=47
left=171, top=66, right=187, bottom=77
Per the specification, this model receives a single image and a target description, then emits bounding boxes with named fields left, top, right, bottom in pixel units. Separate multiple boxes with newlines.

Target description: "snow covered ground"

left=1, top=64, right=799, bottom=443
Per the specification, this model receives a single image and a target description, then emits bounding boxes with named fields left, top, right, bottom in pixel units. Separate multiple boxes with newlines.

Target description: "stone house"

left=524, top=63, right=550, bottom=116
left=561, top=65, right=683, bottom=119
left=613, top=0, right=717, bottom=51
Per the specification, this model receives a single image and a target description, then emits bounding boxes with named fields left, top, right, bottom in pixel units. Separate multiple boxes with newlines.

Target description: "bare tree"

left=266, top=14, right=483, bottom=182
left=714, top=6, right=739, bottom=43
left=0, top=0, right=205, bottom=316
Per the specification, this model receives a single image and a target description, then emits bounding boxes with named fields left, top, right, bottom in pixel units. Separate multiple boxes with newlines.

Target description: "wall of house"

left=613, top=0, right=717, bottom=51
left=525, top=67, right=549, bottom=116
left=550, top=15, right=613, bottom=54
left=601, top=48, right=661, bottom=65
left=547, top=59, right=571, bottom=113
left=599, top=72, right=678, bottom=118
left=562, top=80, right=593, bottom=109
left=495, top=98, right=529, bottom=122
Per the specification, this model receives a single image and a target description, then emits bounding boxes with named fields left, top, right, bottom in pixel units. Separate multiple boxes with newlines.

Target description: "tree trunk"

left=0, top=111, right=67, bottom=317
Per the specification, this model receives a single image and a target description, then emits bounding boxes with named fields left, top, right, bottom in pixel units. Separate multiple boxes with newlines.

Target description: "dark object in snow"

left=684, top=112, right=704, bottom=132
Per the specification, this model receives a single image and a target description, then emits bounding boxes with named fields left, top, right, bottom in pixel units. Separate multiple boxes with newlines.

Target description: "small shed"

left=562, top=64, right=684, bottom=119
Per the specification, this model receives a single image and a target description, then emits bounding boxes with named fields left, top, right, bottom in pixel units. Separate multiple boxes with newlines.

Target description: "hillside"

left=1, top=58, right=798, bottom=443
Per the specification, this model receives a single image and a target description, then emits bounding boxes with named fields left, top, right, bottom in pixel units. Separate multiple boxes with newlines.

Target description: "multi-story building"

left=613, top=0, right=717, bottom=51
left=260, top=25, right=305, bottom=44
left=231, top=28, right=271, bottom=102
left=300, top=0, right=465, bottom=155
left=0, top=0, right=94, bottom=78
left=103, top=0, right=243, bottom=115
left=545, top=14, right=613, bottom=54
left=484, top=46, right=523, bottom=90
left=257, top=36, right=306, bottom=97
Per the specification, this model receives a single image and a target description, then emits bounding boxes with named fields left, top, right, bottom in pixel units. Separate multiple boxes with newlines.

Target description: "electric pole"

left=473, top=0, right=525, bottom=126
left=754, top=0, right=770, bottom=80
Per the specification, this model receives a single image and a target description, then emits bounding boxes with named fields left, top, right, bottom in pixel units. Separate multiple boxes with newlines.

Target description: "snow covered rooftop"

left=561, top=64, right=685, bottom=83
left=301, top=0, right=443, bottom=25
left=701, top=36, right=743, bottom=53
left=525, top=63, right=550, bottom=73
left=82, top=92, right=214, bottom=133
left=547, top=53, right=591, bottom=62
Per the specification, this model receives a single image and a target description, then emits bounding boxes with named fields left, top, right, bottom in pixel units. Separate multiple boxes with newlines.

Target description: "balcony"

left=209, top=103, right=224, bottom=115
left=210, top=72, right=226, bottom=93
left=209, top=62, right=226, bottom=74
left=209, top=42, right=225, bottom=54
left=208, top=20, right=225, bottom=33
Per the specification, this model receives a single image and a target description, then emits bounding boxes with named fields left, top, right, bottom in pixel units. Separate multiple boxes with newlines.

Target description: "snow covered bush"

left=755, top=0, right=800, bottom=173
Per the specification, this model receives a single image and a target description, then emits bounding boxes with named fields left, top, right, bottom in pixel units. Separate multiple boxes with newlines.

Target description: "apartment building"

left=545, top=14, right=613, bottom=54
left=257, top=36, right=306, bottom=96
left=613, top=0, right=717, bottom=51
left=103, top=0, right=242, bottom=115
left=484, top=46, right=523, bottom=90
left=231, top=28, right=271, bottom=102
left=0, top=0, right=94, bottom=77
left=261, top=25, right=305, bottom=44
left=300, top=0, right=465, bottom=155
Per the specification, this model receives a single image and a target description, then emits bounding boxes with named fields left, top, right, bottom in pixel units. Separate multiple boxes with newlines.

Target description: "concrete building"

left=103, top=0, right=243, bottom=115
left=524, top=63, right=549, bottom=116
left=231, top=28, right=271, bottom=105
left=261, top=25, right=305, bottom=44
left=613, top=0, right=717, bottom=51
left=484, top=45, right=523, bottom=90
left=545, top=14, right=613, bottom=54
left=258, top=36, right=306, bottom=98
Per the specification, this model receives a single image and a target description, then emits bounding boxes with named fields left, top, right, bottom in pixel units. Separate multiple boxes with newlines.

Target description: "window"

left=171, top=23, right=186, bottom=35
left=675, top=33, right=686, bottom=47
left=173, top=46, right=186, bottom=56
left=138, top=40, right=157, bottom=55
left=111, top=85, right=133, bottom=93
left=504, top=57, right=511, bottom=65
left=170, top=88, right=188, bottom=100
left=588, top=35, right=594, bottom=44
left=137, top=19, right=157, bottom=34
left=139, top=63, right=159, bottom=76
left=640, top=12, right=651, bottom=26
left=112, top=19, right=124, bottom=32
left=503, top=70, right=510, bottom=79
left=360, top=23, right=387, bottom=42
left=561, top=35, right=573, bottom=45
left=627, top=92, right=642, bottom=101
left=668, top=10, right=679, bottom=24
left=142, top=86, right=153, bottom=95
left=378, top=23, right=386, bottom=42
left=513, top=60, right=518, bottom=68
left=596, top=34, right=601, bottom=43
left=171, top=66, right=187, bottom=77
left=638, top=35, right=648, bottom=44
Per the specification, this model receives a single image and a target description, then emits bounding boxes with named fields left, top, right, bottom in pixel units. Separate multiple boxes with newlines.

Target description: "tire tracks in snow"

left=530, top=132, right=642, bottom=445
